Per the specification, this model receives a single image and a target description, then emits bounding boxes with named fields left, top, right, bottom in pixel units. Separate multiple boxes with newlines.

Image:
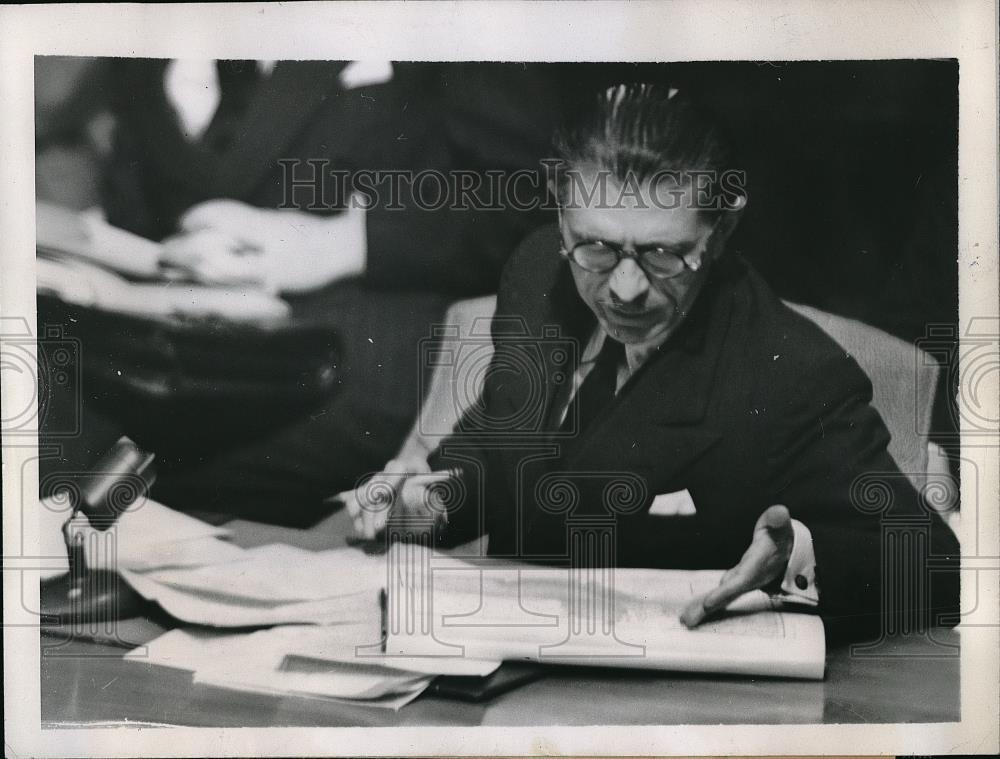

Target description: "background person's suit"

left=430, top=225, right=960, bottom=642
left=40, top=60, right=561, bottom=523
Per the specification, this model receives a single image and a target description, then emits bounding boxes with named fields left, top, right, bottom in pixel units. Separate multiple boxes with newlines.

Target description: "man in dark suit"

left=40, top=60, right=561, bottom=523
left=367, top=83, right=960, bottom=642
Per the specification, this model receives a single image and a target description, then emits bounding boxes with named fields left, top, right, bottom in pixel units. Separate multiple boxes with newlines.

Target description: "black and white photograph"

left=2, top=2, right=998, bottom=756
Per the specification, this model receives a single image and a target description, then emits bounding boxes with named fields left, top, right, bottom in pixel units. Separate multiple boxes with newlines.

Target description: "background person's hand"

left=680, top=504, right=795, bottom=628
left=160, top=199, right=366, bottom=294
left=160, top=226, right=267, bottom=288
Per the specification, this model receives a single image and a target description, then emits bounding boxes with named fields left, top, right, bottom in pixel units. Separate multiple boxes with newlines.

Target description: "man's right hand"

left=339, top=456, right=437, bottom=540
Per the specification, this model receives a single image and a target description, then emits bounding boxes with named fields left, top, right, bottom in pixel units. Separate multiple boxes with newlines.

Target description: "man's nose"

left=608, top=257, right=650, bottom=305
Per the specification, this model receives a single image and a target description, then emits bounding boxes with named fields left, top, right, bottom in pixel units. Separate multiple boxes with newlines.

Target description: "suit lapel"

left=123, top=59, right=222, bottom=193
left=491, top=248, right=594, bottom=434
left=563, top=268, right=737, bottom=488
left=212, top=61, right=346, bottom=198
left=540, top=267, right=595, bottom=430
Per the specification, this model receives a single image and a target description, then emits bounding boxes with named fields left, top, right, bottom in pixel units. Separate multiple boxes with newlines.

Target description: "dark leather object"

left=428, top=662, right=545, bottom=703
left=38, top=293, right=340, bottom=410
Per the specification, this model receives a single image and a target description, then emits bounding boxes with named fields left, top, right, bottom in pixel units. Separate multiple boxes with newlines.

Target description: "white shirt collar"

left=581, top=327, right=669, bottom=375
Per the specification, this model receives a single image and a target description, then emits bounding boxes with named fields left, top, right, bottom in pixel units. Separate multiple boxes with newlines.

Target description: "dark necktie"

left=203, top=60, right=260, bottom=153
left=560, top=336, right=626, bottom=435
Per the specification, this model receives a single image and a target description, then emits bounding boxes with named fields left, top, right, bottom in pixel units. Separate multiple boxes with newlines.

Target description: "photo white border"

left=2, top=1, right=997, bottom=756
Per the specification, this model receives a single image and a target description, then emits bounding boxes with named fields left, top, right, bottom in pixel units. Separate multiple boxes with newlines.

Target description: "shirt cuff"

left=777, top=518, right=819, bottom=606
left=350, top=203, right=368, bottom=276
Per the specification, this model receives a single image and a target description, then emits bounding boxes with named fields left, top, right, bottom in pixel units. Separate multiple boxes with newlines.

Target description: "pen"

left=379, top=588, right=388, bottom=653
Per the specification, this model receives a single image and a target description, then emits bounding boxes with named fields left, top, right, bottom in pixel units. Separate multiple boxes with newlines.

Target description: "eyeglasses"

left=559, top=238, right=694, bottom=279
left=558, top=219, right=719, bottom=280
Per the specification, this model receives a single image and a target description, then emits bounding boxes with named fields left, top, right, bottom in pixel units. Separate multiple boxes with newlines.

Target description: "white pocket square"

left=339, top=60, right=394, bottom=89
left=648, top=489, right=697, bottom=517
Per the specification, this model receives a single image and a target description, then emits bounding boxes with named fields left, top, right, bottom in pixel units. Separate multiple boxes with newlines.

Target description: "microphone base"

left=40, top=570, right=147, bottom=626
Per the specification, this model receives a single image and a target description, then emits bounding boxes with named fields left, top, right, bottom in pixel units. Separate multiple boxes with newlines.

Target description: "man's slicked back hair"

left=553, top=83, right=741, bottom=214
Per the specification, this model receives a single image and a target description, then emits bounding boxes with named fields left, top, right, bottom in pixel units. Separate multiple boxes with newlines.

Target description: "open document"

left=383, top=549, right=826, bottom=680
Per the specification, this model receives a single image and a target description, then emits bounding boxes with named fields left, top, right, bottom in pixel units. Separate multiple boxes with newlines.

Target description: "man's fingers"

left=757, top=503, right=791, bottom=531
left=159, top=236, right=204, bottom=270
left=357, top=459, right=432, bottom=515
left=178, top=199, right=253, bottom=233
left=357, top=472, right=403, bottom=539
left=324, top=488, right=367, bottom=540
left=359, top=472, right=400, bottom=539
left=754, top=504, right=792, bottom=534
left=361, top=500, right=389, bottom=540
left=702, top=570, right=754, bottom=614
left=160, top=230, right=261, bottom=284
left=680, top=568, right=753, bottom=628
left=754, top=503, right=795, bottom=566
left=682, top=505, right=797, bottom=629
left=382, top=457, right=433, bottom=478
left=337, top=490, right=361, bottom=520
left=348, top=459, right=434, bottom=540
left=678, top=594, right=707, bottom=628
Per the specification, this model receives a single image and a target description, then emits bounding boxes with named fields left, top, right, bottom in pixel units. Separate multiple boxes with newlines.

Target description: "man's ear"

left=719, top=192, right=747, bottom=234
left=546, top=176, right=562, bottom=211
left=705, top=197, right=746, bottom=261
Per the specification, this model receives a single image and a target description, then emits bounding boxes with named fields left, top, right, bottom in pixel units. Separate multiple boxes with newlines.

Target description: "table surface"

left=40, top=509, right=961, bottom=727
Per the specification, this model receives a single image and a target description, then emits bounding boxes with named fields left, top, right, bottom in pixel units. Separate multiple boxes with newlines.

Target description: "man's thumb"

left=760, top=504, right=791, bottom=531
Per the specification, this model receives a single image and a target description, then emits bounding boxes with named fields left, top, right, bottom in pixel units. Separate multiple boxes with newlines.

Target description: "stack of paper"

left=41, top=495, right=502, bottom=709
left=129, top=620, right=502, bottom=710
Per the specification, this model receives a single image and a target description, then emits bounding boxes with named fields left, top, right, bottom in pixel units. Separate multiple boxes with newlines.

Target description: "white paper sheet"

left=119, top=535, right=247, bottom=572
left=128, top=626, right=435, bottom=709
left=120, top=569, right=378, bottom=627
left=192, top=672, right=430, bottom=711
left=388, top=558, right=827, bottom=680
left=280, top=620, right=502, bottom=678
left=144, top=544, right=388, bottom=604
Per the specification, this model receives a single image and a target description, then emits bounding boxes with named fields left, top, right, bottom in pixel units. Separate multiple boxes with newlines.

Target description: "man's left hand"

left=680, top=504, right=794, bottom=628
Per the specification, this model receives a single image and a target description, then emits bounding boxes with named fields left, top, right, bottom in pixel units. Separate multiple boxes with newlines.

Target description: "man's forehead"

left=559, top=169, right=701, bottom=210
left=561, top=195, right=708, bottom=244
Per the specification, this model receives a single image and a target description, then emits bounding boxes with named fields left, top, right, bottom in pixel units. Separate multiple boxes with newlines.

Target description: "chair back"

left=404, top=295, right=938, bottom=490
left=784, top=302, right=938, bottom=489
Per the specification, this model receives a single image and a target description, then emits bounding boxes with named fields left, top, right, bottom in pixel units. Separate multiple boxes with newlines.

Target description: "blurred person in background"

left=36, top=57, right=562, bottom=525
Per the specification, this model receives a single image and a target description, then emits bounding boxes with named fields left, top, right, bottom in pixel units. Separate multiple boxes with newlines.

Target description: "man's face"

left=560, top=175, right=721, bottom=345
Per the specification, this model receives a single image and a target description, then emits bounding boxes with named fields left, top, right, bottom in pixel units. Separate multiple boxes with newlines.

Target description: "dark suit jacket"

left=54, top=60, right=564, bottom=516
left=102, top=59, right=560, bottom=295
left=430, top=225, right=960, bottom=642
